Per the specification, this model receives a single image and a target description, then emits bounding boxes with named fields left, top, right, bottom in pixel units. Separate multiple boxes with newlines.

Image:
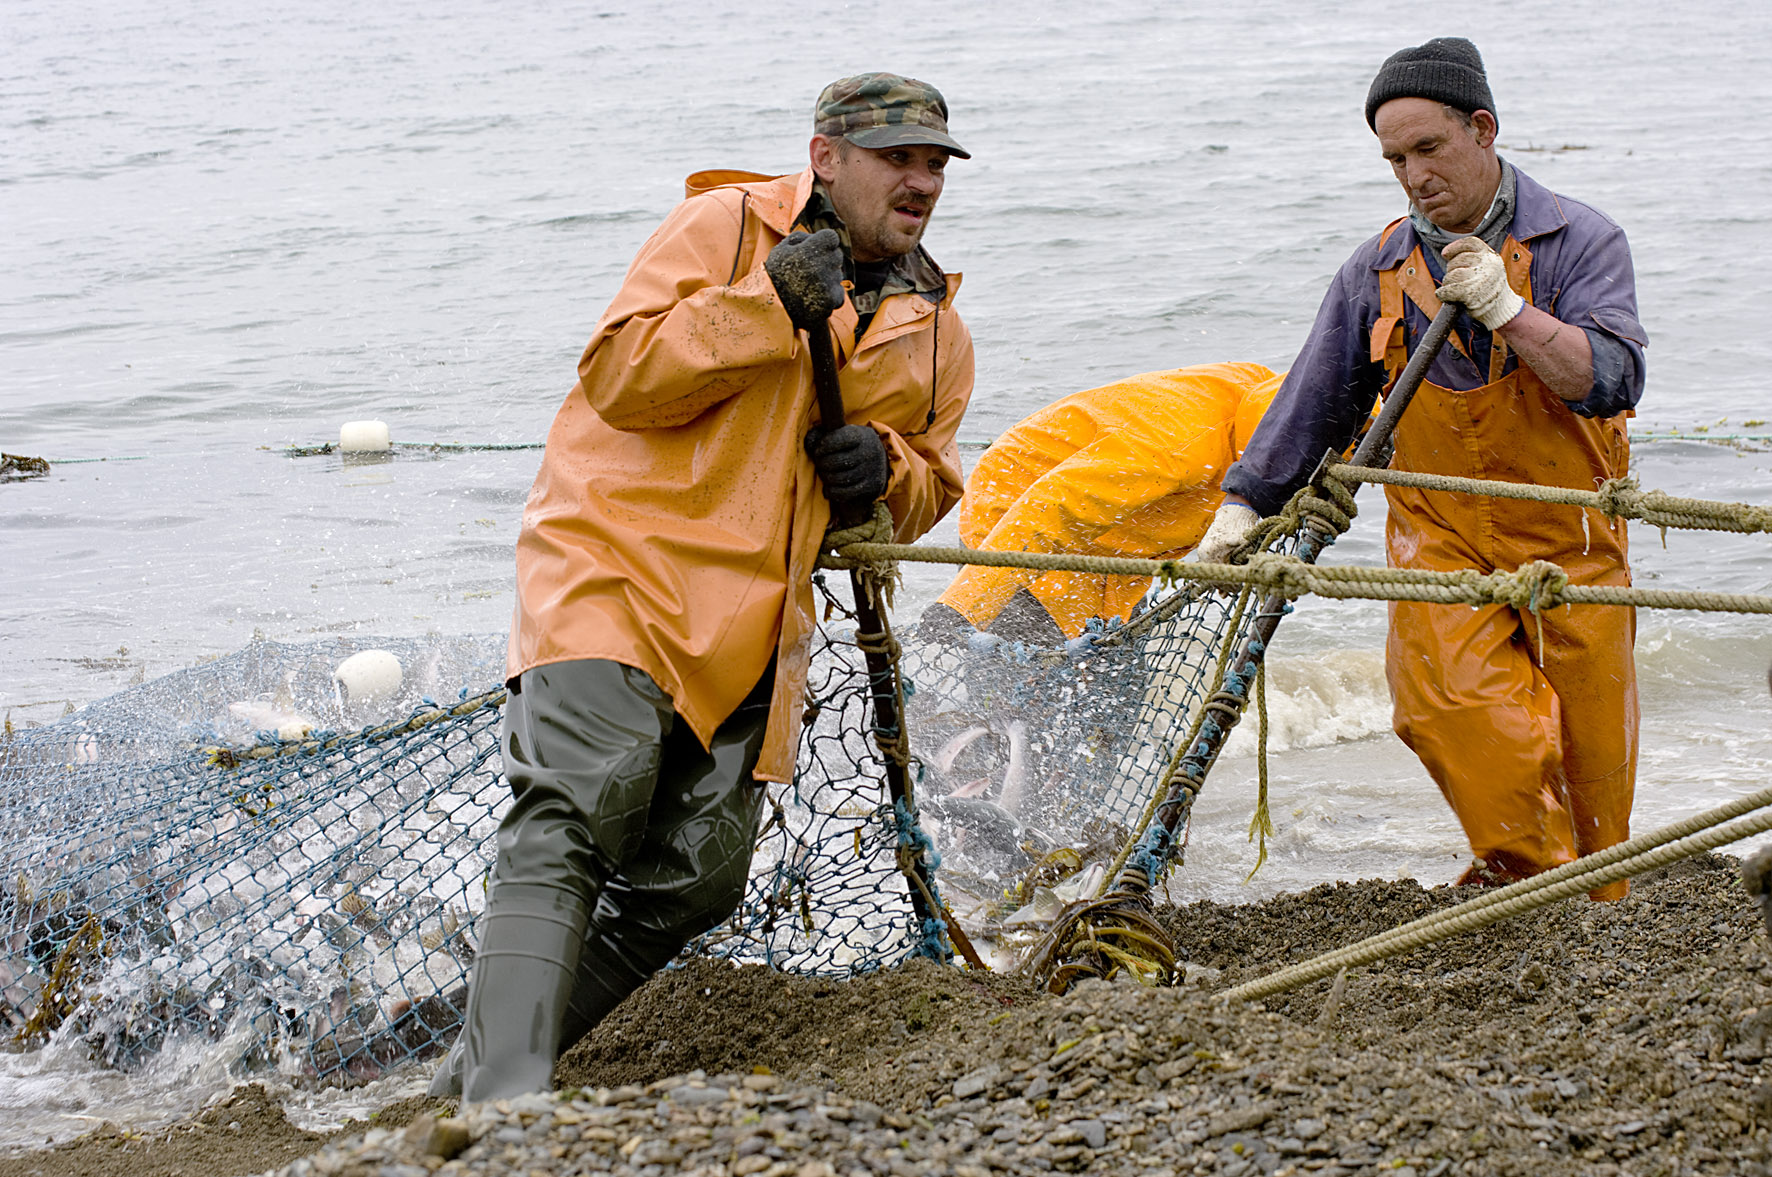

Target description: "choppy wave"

left=1219, top=648, right=1394, bottom=757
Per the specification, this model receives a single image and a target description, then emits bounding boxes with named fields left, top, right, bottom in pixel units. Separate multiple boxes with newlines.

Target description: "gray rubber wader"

left=456, top=881, right=587, bottom=1100
left=556, top=665, right=773, bottom=1052
left=987, top=586, right=1066, bottom=645
left=433, top=658, right=769, bottom=1100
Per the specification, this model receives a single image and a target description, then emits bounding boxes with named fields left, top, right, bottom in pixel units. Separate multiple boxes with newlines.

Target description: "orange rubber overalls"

left=1374, top=223, right=1638, bottom=899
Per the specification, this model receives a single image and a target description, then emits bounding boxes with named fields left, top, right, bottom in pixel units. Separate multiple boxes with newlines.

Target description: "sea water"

left=3, top=0, right=1770, bottom=1152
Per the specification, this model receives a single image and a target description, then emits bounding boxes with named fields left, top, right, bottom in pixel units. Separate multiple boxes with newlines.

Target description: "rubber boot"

left=455, top=881, right=589, bottom=1102
left=430, top=916, right=638, bottom=1097
left=555, top=916, right=684, bottom=1055
left=426, top=1035, right=465, bottom=1098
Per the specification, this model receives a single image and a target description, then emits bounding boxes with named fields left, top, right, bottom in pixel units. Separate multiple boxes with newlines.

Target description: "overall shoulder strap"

left=1370, top=219, right=1412, bottom=382
left=1487, top=235, right=1538, bottom=383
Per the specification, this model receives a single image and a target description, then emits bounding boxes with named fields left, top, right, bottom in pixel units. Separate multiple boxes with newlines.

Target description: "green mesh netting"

left=0, top=575, right=1254, bottom=1085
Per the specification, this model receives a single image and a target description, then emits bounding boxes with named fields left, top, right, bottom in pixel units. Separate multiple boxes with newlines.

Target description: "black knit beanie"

left=1364, top=37, right=1497, bottom=130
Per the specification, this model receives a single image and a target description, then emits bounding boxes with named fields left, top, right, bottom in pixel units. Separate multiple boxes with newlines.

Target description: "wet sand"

left=6, top=853, right=1770, bottom=1176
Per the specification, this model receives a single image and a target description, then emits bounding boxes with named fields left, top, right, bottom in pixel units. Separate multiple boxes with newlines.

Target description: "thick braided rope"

left=843, top=543, right=1186, bottom=579
left=818, top=501, right=902, bottom=608
left=1242, top=476, right=1358, bottom=561
left=1221, top=782, right=1772, bottom=1004
left=830, top=542, right=1772, bottom=615
left=1328, top=466, right=1772, bottom=536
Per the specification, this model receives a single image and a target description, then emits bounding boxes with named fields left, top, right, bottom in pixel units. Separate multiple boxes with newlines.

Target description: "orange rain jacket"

left=508, top=168, right=974, bottom=783
left=937, top=362, right=1281, bottom=638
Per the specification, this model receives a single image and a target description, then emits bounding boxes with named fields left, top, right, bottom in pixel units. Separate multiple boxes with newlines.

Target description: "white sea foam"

left=1219, top=648, right=1394, bottom=757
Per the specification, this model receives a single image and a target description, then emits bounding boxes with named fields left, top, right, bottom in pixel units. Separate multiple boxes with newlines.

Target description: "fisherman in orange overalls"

left=920, top=362, right=1283, bottom=645
left=1205, top=38, right=1646, bottom=899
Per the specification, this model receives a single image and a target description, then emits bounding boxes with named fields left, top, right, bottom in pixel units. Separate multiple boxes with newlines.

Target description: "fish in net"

left=0, top=576, right=1256, bottom=1084
left=893, top=582, right=1256, bottom=940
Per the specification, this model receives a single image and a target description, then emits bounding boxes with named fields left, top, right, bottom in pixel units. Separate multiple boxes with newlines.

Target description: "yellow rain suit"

left=937, top=362, right=1281, bottom=639
left=507, top=167, right=974, bottom=783
left=1375, top=231, right=1636, bottom=898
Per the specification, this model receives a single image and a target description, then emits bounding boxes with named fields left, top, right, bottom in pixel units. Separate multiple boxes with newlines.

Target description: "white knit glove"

left=1436, top=237, right=1525, bottom=330
left=1197, top=502, right=1260, bottom=564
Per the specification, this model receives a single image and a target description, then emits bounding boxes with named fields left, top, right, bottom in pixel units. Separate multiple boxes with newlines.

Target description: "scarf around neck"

left=1409, top=157, right=1517, bottom=255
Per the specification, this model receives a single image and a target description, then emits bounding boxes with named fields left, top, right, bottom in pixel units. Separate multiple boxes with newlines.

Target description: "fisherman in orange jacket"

left=434, top=75, right=974, bottom=1100
left=921, top=362, right=1283, bottom=644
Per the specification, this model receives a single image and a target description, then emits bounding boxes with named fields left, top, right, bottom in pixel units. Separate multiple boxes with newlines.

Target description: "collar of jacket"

left=1371, top=161, right=1571, bottom=272
left=682, top=167, right=961, bottom=315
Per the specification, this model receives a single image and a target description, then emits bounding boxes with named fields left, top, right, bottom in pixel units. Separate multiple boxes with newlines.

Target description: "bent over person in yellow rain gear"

left=921, top=361, right=1282, bottom=643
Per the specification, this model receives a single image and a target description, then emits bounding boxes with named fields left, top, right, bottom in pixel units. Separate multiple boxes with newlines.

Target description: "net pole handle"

left=807, top=326, right=866, bottom=529
left=802, top=320, right=946, bottom=943
left=1350, top=301, right=1461, bottom=470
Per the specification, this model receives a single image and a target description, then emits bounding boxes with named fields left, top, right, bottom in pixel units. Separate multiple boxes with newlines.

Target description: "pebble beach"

left=8, top=854, right=1772, bottom=1177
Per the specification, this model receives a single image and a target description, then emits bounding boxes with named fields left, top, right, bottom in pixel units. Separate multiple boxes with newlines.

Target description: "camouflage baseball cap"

left=814, top=72, right=970, bottom=159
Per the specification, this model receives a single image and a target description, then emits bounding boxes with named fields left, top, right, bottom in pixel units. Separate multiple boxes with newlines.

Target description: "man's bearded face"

left=817, top=138, right=949, bottom=263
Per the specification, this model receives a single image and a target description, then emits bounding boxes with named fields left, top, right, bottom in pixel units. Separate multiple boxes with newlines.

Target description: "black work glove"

left=764, top=229, right=846, bottom=332
left=805, top=423, right=890, bottom=508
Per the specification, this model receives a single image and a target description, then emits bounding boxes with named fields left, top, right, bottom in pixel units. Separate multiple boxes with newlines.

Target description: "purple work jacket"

left=1222, top=164, right=1648, bottom=518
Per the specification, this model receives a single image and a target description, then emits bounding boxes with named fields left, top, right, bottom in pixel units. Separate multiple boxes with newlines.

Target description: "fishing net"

left=892, top=582, right=1256, bottom=937
left=686, top=571, right=945, bottom=975
left=0, top=635, right=510, bottom=1084
left=0, top=574, right=1254, bottom=1085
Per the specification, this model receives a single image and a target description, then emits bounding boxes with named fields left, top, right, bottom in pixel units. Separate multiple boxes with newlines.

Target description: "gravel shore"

left=6, top=853, right=1771, bottom=1177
